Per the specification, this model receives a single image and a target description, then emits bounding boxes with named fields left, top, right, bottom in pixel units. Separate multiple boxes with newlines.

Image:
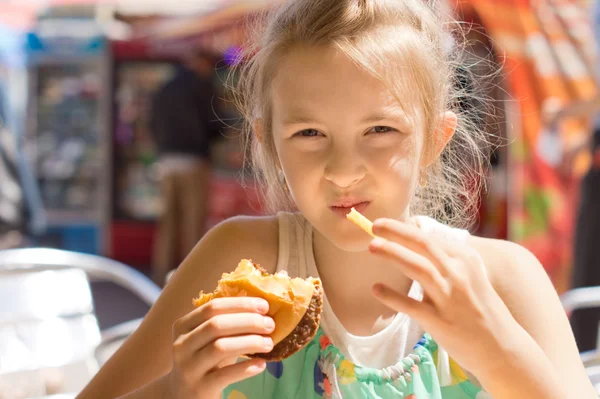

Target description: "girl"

left=78, top=0, right=596, bottom=398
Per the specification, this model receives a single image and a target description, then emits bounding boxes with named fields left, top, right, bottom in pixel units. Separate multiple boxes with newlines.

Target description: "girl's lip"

left=330, top=198, right=370, bottom=208
left=329, top=201, right=370, bottom=216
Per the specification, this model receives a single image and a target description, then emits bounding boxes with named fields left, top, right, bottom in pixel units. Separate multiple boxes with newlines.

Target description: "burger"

left=193, top=259, right=323, bottom=361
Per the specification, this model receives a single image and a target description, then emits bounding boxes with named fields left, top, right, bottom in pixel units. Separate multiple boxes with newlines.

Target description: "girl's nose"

left=323, top=147, right=366, bottom=189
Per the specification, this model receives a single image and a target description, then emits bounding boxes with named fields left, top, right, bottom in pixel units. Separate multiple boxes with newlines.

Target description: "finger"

left=372, top=283, right=437, bottom=325
left=195, top=334, right=274, bottom=377
left=369, top=236, right=449, bottom=305
left=177, top=297, right=269, bottom=333
left=372, top=218, right=452, bottom=276
left=175, top=313, right=275, bottom=358
left=204, top=358, right=267, bottom=391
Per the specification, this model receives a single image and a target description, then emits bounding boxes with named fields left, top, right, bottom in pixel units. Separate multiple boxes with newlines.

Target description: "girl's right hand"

left=167, top=297, right=275, bottom=399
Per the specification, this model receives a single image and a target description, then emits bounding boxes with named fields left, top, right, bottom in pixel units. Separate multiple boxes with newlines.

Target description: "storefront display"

left=25, top=19, right=111, bottom=254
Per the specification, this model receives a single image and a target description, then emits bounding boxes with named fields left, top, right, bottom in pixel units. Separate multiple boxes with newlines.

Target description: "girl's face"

left=270, top=46, right=425, bottom=251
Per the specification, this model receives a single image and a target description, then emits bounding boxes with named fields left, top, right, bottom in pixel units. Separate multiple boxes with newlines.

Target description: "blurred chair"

left=561, top=286, right=600, bottom=394
left=0, top=248, right=161, bottom=398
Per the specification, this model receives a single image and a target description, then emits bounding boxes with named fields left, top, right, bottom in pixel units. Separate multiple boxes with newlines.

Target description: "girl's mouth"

left=329, top=201, right=370, bottom=217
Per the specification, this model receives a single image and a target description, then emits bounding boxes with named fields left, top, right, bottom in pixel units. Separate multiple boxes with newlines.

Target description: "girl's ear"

left=253, top=119, right=264, bottom=143
left=423, top=111, right=457, bottom=167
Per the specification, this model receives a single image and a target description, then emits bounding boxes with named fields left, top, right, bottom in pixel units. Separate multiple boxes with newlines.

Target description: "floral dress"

left=223, top=328, right=491, bottom=399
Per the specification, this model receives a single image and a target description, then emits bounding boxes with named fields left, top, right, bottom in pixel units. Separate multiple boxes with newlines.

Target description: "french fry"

left=346, top=207, right=375, bottom=237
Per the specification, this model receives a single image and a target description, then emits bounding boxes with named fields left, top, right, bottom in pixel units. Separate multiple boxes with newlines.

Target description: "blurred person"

left=149, top=49, right=224, bottom=286
left=571, top=121, right=600, bottom=352
left=77, top=1, right=595, bottom=398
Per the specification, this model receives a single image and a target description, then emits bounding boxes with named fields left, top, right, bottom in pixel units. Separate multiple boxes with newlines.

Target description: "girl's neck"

left=312, top=227, right=414, bottom=335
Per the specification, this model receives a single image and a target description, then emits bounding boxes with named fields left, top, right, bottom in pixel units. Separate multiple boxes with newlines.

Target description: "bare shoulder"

left=171, top=214, right=280, bottom=295
left=150, top=214, right=280, bottom=327
left=198, top=215, right=280, bottom=271
left=467, top=235, right=542, bottom=290
left=466, top=235, right=562, bottom=334
left=192, top=214, right=280, bottom=267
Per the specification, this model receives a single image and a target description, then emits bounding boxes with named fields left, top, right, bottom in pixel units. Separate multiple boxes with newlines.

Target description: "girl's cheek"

left=366, top=139, right=419, bottom=178
left=387, top=155, right=418, bottom=180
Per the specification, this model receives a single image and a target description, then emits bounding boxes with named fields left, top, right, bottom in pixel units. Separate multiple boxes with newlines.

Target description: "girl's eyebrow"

left=281, top=110, right=413, bottom=129
left=361, top=111, right=413, bottom=130
left=282, top=115, right=318, bottom=126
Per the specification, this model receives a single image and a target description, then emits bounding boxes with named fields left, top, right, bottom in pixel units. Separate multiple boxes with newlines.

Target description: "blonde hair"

left=230, top=0, right=494, bottom=229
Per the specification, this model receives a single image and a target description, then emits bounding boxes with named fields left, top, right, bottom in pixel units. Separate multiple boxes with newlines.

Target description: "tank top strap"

left=297, top=215, right=314, bottom=279
left=276, top=212, right=311, bottom=278
left=276, top=211, right=291, bottom=274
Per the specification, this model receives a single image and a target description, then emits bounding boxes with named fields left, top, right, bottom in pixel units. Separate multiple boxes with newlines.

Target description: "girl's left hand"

left=369, top=218, right=528, bottom=378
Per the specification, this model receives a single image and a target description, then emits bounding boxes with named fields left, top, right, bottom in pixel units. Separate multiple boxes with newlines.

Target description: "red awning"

left=134, top=1, right=282, bottom=40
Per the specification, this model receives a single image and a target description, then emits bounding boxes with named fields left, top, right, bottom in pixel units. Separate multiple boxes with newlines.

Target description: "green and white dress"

left=224, top=213, right=491, bottom=399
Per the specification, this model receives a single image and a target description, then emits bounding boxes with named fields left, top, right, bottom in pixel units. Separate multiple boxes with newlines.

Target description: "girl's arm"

left=76, top=216, right=278, bottom=399
left=115, top=375, right=171, bottom=399
left=471, top=237, right=597, bottom=398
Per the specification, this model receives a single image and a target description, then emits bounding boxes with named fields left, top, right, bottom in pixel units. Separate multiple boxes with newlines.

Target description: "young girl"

left=78, top=0, right=596, bottom=398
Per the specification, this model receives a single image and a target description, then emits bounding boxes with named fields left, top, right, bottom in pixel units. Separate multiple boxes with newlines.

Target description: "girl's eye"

left=369, top=126, right=397, bottom=134
left=294, top=129, right=322, bottom=137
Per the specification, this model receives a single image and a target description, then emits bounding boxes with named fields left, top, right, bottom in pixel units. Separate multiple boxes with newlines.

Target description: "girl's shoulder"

left=418, top=216, right=539, bottom=289
left=160, top=215, right=281, bottom=319
left=467, top=235, right=542, bottom=290
left=202, top=215, right=281, bottom=274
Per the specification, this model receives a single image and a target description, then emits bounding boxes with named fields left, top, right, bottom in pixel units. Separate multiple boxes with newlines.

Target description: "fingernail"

left=263, top=317, right=275, bottom=330
left=373, top=284, right=385, bottom=296
left=372, top=219, right=384, bottom=228
left=264, top=337, right=274, bottom=349
left=254, top=299, right=269, bottom=313
left=250, top=361, right=266, bottom=373
left=370, top=237, right=386, bottom=249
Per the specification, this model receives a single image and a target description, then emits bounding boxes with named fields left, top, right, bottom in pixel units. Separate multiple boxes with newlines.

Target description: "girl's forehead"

left=271, top=46, right=416, bottom=127
left=273, top=46, right=379, bottom=93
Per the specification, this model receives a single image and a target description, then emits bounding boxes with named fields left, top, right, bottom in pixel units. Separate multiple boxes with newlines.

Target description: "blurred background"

left=0, top=0, right=600, bottom=397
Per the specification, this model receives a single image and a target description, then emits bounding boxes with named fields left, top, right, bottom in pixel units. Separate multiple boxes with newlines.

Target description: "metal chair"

left=561, top=286, right=600, bottom=393
left=0, top=248, right=161, bottom=398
